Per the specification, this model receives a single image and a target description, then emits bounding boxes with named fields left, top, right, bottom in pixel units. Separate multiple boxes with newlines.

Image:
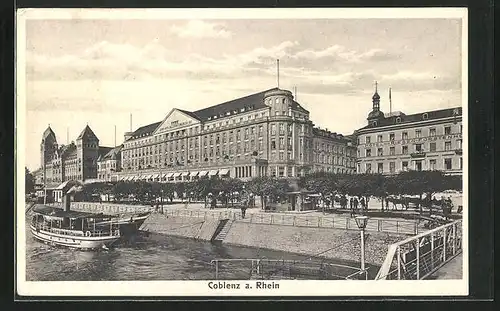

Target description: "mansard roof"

left=359, top=107, right=463, bottom=131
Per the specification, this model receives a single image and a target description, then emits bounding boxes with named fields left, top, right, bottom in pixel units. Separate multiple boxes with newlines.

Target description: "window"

left=444, top=158, right=452, bottom=170
left=415, top=130, right=422, bottom=138
left=430, top=128, right=436, bottom=136
left=430, top=142, right=437, bottom=152
left=389, top=162, right=395, bottom=173
left=377, top=148, right=383, bottom=156
left=279, top=151, right=284, bottom=160
left=278, top=166, right=285, bottom=177
left=402, top=132, right=408, bottom=140
left=444, top=126, right=451, bottom=135
left=390, top=147, right=395, bottom=156
left=271, top=140, right=276, bottom=150
left=377, top=135, right=383, bottom=142
left=377, top=163, right=383, bottom=173
left=415, top=160, right=422, bottom=171
left=415, top=144, right=422, bottom=152
left=366, top=136, right=371, bottom=144
left=271, top=124, right=276, bottom=135
left=279, top=137, right=284, bottom=148
left=445, top=141, right=452, bottom=151
left=389, top=133, right=395, bottom=141
left=460, top=157, right=463, bottom=169
left=457, top=139, right=462, bottom=149
left=422, top=113, right=428, bottom=120
left=366, top=163, right=372, bottom=173
left=402, top=161, right=408, bottom=171
left=402, top=145, right=408, bottom=154
left=365, top=149, right=371, bottom=157
left=429, top=159, right=436, bottom=170
left=396, top=117, right=401, bottom=123
left=460, top=125, right=463, bottom=133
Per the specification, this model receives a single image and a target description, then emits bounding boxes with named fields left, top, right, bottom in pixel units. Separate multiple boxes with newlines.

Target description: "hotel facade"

left=354, top=88, right=463, bottom=175
left=114, top=88, right=356, bottom=183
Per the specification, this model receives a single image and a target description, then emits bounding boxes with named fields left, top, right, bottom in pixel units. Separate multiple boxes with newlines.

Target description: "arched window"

left=372, top=121, right=378, bottom=126
left=422, top=113, right=429, bottom=120
left=396, top=117, right=401, bottom=123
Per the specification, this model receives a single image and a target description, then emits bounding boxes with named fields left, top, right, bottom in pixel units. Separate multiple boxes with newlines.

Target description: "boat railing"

left=31, top=222, right=120, bottom=237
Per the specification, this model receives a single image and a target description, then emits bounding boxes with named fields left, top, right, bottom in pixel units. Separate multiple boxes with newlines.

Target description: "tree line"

left=71, top=170, right=461, bottom=210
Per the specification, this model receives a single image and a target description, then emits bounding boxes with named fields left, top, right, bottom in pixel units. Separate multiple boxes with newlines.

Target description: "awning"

left=166, top=172, right=174, bottom=178
left=219, top=168, right=230, bottom=175
left=198, top=171, right=209, bottom=177
left=161, top=173, right=168, bottom=178
left=190, top=171, right=200, bottom=177
left=131, top=176, right=138, bottom=181
left=181, top=172, right=190, bottom=176
left=172, top=172, right=181, bottom=177
left=146, top=174, right=154, bottom=179
left=118, top=176, right=125, bottom=181
left=208, top=170, right=218, bottom=176
left=152, top=174, right=159, bottom=178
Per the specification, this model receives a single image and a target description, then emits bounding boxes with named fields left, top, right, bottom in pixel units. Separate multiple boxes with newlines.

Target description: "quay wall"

left=48, top=202, right=407, bottom=265
left=222, top=222, right=405, bottom=266
left=141, top=213, right=220, bottom=241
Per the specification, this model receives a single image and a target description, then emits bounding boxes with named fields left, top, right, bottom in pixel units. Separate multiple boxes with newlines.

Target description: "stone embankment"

left=46, top=202, right=409, bottom=265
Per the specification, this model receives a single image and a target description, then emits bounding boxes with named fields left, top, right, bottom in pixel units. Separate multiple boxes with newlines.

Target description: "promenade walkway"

left=426, top=253, right=463, bottom=280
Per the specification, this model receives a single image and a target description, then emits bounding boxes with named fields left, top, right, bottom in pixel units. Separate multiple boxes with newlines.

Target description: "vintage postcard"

left=16, top=8, right=468, bottom=297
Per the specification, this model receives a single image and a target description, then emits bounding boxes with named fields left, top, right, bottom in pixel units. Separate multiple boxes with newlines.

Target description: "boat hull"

left=30, top=225, right=120, bottom=251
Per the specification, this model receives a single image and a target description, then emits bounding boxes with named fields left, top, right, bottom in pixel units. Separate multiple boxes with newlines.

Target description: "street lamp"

left=355, top=215, right=368, bottom=278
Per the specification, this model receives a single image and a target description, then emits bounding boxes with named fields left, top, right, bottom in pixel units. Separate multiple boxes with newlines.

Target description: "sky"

left=21, top=12, right=463, bottom=171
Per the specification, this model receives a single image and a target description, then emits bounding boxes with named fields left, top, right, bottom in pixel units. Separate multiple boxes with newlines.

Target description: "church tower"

left=76, top=125, right=99, bottom=181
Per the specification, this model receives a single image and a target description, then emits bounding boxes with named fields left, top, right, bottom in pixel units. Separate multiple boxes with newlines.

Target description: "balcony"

left=454, top=148, right=463, bottom=155
left=410, top=151, right=426, bottom=158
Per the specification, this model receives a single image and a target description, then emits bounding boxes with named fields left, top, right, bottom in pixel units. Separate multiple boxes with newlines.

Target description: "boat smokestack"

left=63, top=193, right=71, bottom=212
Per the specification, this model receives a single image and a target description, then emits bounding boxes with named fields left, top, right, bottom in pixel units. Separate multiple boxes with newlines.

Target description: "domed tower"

left=40, top=126, right=58, bottom=184
left=367, top=81, right=385, bottom=124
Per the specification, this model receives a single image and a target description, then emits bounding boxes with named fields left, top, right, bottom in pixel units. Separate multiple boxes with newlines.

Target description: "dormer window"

left=372, top=121, right=378, bottom=126
left=213, top=115, right=217, bottom=119
left=396, top=117, right=401, bottom=123
left=422, top=113, right=429, bottom=120
left=208, top=117, right=212, bottom=120
left=240, top=108, right=245, bottom=112
left=226, top=111, right=230, bottom=116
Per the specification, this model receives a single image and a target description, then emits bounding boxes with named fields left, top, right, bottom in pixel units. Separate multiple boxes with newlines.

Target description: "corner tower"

left=40, top=126, right=58, bottom=185
left=76, top=125, right=100, bottom=181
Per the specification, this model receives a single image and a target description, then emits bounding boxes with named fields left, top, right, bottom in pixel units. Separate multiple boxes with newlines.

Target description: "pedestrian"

left=353, top=197, right=359, bottom=210
left=211, top=197, right=217, bottom=210
left=241, top=198, right=248, bottom=219
left=349, top=197, right=354, bottom=210
left=360, top=197, right=366, bottom=210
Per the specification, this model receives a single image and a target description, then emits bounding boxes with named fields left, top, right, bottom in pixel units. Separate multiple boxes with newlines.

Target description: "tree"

left=25, top=167, right=35, bottom=194
left=247, top=177, right=290, bottom=209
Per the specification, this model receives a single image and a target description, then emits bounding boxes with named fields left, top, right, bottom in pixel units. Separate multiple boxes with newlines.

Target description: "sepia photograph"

left=16, top=8, right=468, bottom=296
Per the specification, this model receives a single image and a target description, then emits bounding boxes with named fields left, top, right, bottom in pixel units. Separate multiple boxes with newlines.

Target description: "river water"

left=25, top=224, right=373, bottom=281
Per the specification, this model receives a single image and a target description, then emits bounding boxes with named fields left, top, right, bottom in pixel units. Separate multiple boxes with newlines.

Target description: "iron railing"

left=374, top=219, right=462, bottom=280
left=161, top=209, right=418, bottom=235
left=210, top=258, right=368, bottom=280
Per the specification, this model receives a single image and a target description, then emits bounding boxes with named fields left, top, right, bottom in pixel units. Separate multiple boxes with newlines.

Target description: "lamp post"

left=355, top=215, right=368, bottom=279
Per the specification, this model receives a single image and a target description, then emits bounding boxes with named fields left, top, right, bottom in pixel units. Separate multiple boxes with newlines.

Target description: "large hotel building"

left=115, top=88, right=356, bottom=182
left=354, top=86, right=463, bottom=175
left=36, top=85, right=463, bottom=192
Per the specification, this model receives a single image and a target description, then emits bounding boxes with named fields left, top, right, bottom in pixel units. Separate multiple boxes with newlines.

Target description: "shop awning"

left=190, top=171, right=200, bottom=177
left=181, top=172, right=190, bottom=177
left=165, top=172, right=174, bottom=178
left=219, top=168, right=230, bottom=175
left=161, top=173, right=168, bottom=178
left=208, top=170, right=218, bottom=176
left=152, top=174, right=159, bottom=178
left=145, top=174, right=153, bottom=179
left=172, top=172, right=181, bottom=177
left=198, top=171, right=209, bottom=177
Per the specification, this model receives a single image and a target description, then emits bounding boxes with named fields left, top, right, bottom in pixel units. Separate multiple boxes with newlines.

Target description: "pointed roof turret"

left=76, top=125, right=99, bottom=141
left=42, top=125, right=56, bottom=141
